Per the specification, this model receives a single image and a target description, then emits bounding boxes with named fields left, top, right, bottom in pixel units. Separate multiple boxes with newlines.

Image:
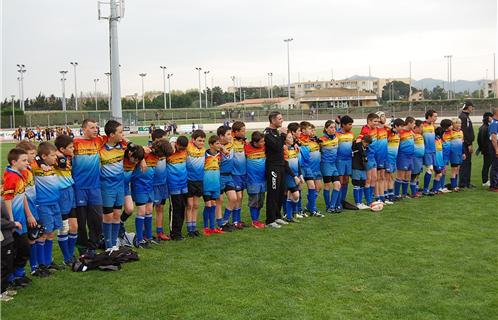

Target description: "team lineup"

left=2, top=105, right=495, bottom=296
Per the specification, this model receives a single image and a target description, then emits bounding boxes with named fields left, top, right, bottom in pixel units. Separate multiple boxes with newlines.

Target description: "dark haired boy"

left=203, top=136, right=224, bottom=235
left=231, top=121, right=248, bottom=228
left=336, top=115, right=354, bottom=211
left=422, top=110, right=438, bottom=195
left=151, top=129, right=170, bottom=241
left=186, top=130, right=206, bottom=237
left=352, top=135, right=372, bottom=209
left=244, top=131, right=267, bottom=226
left=357, top=113, right=380, bottom=205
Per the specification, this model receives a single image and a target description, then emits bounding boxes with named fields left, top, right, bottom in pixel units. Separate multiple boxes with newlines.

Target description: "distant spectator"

left=477, top=112, right=493, bottom=186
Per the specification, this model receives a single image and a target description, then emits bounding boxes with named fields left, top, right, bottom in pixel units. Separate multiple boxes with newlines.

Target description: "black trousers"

left=482, top=153, right=492, bottom=184
left=13, top=233, right=30, bottom=273
left=170, top=194, right=186, bottom=238
left=490, top=154, right=498, bottom=189
left=76, top=205, right=103, bottom=252
left=459, top=145, right=472, bottom=187
left=1, top=242, right=15, bottom=292
left=265, top=165, right=285, bottom=224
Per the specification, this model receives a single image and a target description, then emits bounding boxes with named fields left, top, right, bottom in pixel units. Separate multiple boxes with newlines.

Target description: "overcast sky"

left=1, top=0, right=497, bottom=100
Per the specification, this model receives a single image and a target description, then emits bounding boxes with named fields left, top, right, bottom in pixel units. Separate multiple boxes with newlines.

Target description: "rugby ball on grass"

left=370, top=201, right=384, bottom=212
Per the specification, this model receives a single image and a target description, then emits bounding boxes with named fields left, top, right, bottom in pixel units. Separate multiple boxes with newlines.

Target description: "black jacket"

left=477, top=123, right=490, bottom=156
left=1, top=201, right=16, bottom=246
left=352, top=142, right=369, bottom=171
left=459, top=111, right=475, bottom=146
left=264, top=127, right=285, bottom=167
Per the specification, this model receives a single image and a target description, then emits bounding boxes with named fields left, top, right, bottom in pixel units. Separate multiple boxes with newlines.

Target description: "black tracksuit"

left=264, top=127, right=286, bottom=224
left=477, top=123, right=491, bottom=184
left=459, top=111, right=474, bottom=187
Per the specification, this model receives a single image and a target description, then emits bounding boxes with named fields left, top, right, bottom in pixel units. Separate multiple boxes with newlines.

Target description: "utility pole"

left=195, top=67, right=202, bottom=109
left=284, top=38, right=293, bottom=99
left=231, top=76, right=237, bottom=103
left=16, top=64, right=26, bottom=111
left=98, top=0, right=125, bottom=122
left=204, top=70, right=210, bottom=108
left=105, top=72, right=111, bottom=110
left=160, top=66, right=167, bottom=110
left=60, top=71, right=68, bottom=112
left=70, top=62, right=79, bottom=110
left=11, top=95, right=15, bottom=128
left=167, top=73, right=173, bottom=109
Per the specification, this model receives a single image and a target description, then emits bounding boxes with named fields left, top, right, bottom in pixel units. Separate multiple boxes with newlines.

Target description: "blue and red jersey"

left=398, top=129, right=415, bottom=155
left=387, top=129, right=400, bottom=164
left=32, top=162, right=60, bottom=205
left=319, top=133, right=338, bottom=164
left=336, top=131, right=354, bottom=161
left=203, top=150, right=221, bottom=193
left=186, top=141, right=205, bottom=182
left=166, top=150, right=188, bottom=192
left=72, top=136, right=104, bottom=189
left=413, top=133, right=425, bottom=158
left=422, top=122, right=436, bottom=154
left=2, top=167, right=26, bottom=233
left=358, top=125, right=378, bottom=159
left=132, top=151, right=158, bottom=194
left=99, top=141, right=126, bottom=190
left=232, top=137, right=247, bottom=176
left=220, top=143, right=234, bottom=174
left=244, top=143, right=266, bottom=185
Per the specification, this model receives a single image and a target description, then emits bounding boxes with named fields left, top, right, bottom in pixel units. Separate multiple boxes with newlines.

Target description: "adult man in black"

left=458, top=101, right=475, bottom=188
left=264, top=111, right=289, bottom=229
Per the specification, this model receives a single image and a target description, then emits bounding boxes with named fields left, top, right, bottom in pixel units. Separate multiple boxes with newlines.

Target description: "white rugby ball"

left=370, top=201, right=384, bottom=212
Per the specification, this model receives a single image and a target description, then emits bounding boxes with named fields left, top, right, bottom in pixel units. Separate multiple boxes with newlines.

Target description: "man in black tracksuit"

left=459, top=101, right=475, bottom=188
left=264, top=111, right=287, bottom=228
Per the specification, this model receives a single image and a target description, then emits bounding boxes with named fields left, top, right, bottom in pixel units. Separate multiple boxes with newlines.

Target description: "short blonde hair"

left=452, top=118, right=461, bottom=124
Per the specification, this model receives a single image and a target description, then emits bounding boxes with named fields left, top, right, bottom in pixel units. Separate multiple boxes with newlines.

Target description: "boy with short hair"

left=440, top=119, right=453, bottom=193
left=352, top=135, right=373, bottom=209
left=202, top=136, right=224, bottom=235
left=357, top=113, right=379, bottom=205
left=151, top=129, right=171, bottom=241
left=375, top=112, right=390, bottom=204
left=167, top=136, right=188, bottom=240
left=100, top=120, right=127, bottom=251
left=186, top=130, right=206, bottom=237
left=394, top=117, right=415, bottom=199
left=336, top=115, right=354, bottom=211
left=245, top=131, right=267, bottom=227
left=216, top=126, right=238, bottom=232
left=410, top=120, right=425, bottom=197
left=433, top=127, right=446, bottom=193
left=284, top=132, right=303, bottom=222
left=33, top=142, right=62, bottom=271
left=320, top=120, right=341, bottom=213
left=54, top=134, right=78, bottom=264
left=299, top=121, right=324, bottom=217
left=385, top=118, right=403, bottom=201
left=231, top=121, right=247, bottom=228
left=287, top=122, right=303, bottom=214
left=2, top=148, right=32, bottom=287
left=422, top=110, right=438, bottom=195
left=450, top=118, right=465, bottom=191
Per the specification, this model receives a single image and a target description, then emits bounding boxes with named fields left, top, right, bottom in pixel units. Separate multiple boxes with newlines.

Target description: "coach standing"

left=264, top=111, right=288, bottom=228
left=458, top=101, right=475, bottom=188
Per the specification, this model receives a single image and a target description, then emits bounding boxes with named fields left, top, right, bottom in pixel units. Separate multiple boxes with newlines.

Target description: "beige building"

left=297, top=88, right=378, bottom=109
left=485, top=80, right=498, bottom=97
left=293, top=78, right=411, bottom=99
left=218, top=97, right=296, bottom=109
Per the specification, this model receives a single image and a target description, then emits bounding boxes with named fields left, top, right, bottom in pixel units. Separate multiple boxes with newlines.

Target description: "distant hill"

left=345, top=75, right=378, bottom=81
left=412, top=78, right=487, bottom=93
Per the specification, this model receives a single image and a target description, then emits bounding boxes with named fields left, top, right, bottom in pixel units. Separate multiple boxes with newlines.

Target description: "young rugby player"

left=245, top=131, right=267, bottom=227
left=216, top=126, right=237, bottom=231
left=336, top=115, right=355, bottom=211
left=385, top=118, right=403, bottom=201
left=186, top=130, right=206, bottom=237
left=394, top=117, right=415, bottom=199
left=422, top=110, right=438, bottom=195
left=202, top=135, right=224, bottom=235
left=357, top=113, right=380, bottom=206
left=450, top=118, right=465, bottom=191
left=352, top=135, right=373, bottom=209
left=151, top=129, right=170, bottom=241
left=284, top=132, right=303, bottom=221
left=231, top=121, right=247, bottom=228
left=320, top=120, right=341, bottom=213
left=410, top=120, right=425, bottom=197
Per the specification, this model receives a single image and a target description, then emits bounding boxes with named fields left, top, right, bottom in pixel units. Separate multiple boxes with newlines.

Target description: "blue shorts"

left=232, top=175, right=247, bottom=191
left=366, top=156, right=377, bottom=171
left=38, top=203, right=62, bottom=233
left=375, top=153, right=387, bottom=169
left=397, top=154, right=413, bottom=171
left=59, top=186, right=76, bottom=215
left=386, top=161, right=397, bottom=174
left=220, top=174, right=235, bottom=192
left=168, top=185, right=188, bottom=196
left=132, top=191, right=154, bottom=205
left=203, top=190, right=220, bottom=201
left=352, top=169, right=366, bottom=181
left=153, top=184, right=169, bottom=204
left=337, top=159, right=352, bottom=176
left=412, top=157, right=424, bottom=175
left=450, top=153, right=463, bottom=166
left=247, top=182, right=266, bottom=194
left=302, top=167, right=314, bottom=179
left=102, top=185, right=125, bottom=208
left=423, top=153, right=436, bottom=166
left=285, top=175, right=299, bottom=190
left=75, top=187, right=103, bottom=206
left=320, top=162, right=339, bottom=178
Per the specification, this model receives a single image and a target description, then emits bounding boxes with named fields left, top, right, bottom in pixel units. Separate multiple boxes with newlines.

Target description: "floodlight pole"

left=70, top=62, right=79, bottom=110
left=284, top=38, right=293, bottom=100
left=139, top=73, right=147, bottom=110
left=60, top=71, right=68, bottom=111
left=204, top=70, right=210, bottom=108
left=231, top=76, right=236, bottom=103
left=160, top=66, right=167, bottom=110
left=105, top=72, right=111, bottom=110
left=94, top=78, right=100, bottom=110
left=196, top=67, right=202, bottom=109
left=17, top=77, right=22, bottom=110
left=167, top=74, right=173, bottom=109
left=11, top=95, right=15, bottom=128
left=16, top=64, right=26, bottom=111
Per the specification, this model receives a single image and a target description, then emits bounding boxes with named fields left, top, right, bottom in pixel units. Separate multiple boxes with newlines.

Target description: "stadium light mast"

left=139, top=73, right=147, bottom=110
left=60, top=71, right=68, bottom=112
left=105, top=72, right=111, bottom=110
left=204, top=70, right=210, bottom=108
left=11, top=95, right=15, bottom=128
left=17, top=77, right=22, bottom=110
left=98, top=0, right=125, bottom=122
left=231, top=76, right=236, bottom=103
left=70, top=62, right=79, bottom=110
left=284, top=38, right=293, bottom=100
left=16, top=64, right=26, bottom=111
left=167, top=73, right=173, bottom=109
left=94, top=78, right=100, bottom=110
left=195, top=67, right=202, bottom=109
left=160, top=66, right=167, bottom=110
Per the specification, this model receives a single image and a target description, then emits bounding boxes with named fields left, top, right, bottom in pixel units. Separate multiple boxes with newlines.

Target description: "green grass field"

left=1, top=132, right=497, bottom=320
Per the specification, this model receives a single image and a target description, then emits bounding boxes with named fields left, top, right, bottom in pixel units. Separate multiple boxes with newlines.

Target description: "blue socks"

left=387, top=188, right=394, bottom=200
left=394, top=179, right=402, bottom=197
left=410, top=182, right=418, bottom=195
left=285, top=199, right=293, bottom=219
left=223, top=208, right=232, bottom=223
left=57, top=233, right=70, bottom=262
left=68, top=233, right=77, bottom=257
left=111, top=223, right=120, bottom=247
left=233, top=208, right=241, bottom=223
left=249, top=207, right=259, bottom=221
left=323, top=189, right=331, bottom=209
left=423, top=172, right=432, bottom=193
left=144, top=213, right=153, bottom=239
left=307, top=189, right=317, bottom=212
left=353, top=186, right=362, bottom=204
left=433, top=179, right=440, bottom=192
left=35, top=240, right=45, bottom=266
left=29, top=244, right=38, bottom=271
left=216, top=218, right=224, bottom=228
left=401, top=180, right=409, bottom=196
left=44, top=239, right=53, bottom=266
left=135, top=216, right=145, bottom=242
left=203, top=207, right=209, bottom=228
left=330, top=189, right=340, bottom=209
left=340, top=185, right=348, bottom=203
left=103, top=222, right=112, bottom=249
left=208, top=206, right=215, bottom=229
left=451, top=177, right=457, bottom=189
left=187, top=221, right=197, bottom=232
left=364, top=186, right=373, bottom=205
